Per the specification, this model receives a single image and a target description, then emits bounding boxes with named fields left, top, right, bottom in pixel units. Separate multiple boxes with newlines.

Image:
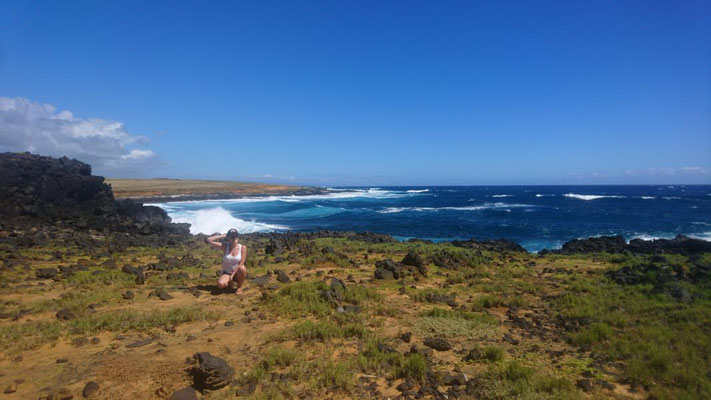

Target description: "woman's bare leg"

left=234, top=266, right=247, bottom=295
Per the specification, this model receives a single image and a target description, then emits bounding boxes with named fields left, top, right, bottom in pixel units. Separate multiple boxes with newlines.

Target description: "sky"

left=1, top=0, right=710, bottom=185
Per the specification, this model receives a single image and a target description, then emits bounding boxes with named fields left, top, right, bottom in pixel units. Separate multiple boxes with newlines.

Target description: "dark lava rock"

left=597, top=379, right=616, bottom=390
left=576, top=379, right=593, bottom=392
left=552, top=234, right=711, bottom=256
left=236, top=381, right=257, bottom=396
left=190, top=352, right=235, bottom=391
left=402, top=251, right=425, bottom=268
left=36, top=268, right=58, bottom=279
left=90, top=337, right=100, bottom=345
left=331, top=277, right=346, bottom=292
left=451, top=238, right=527, bottom=253
left=121, top=265, right=146, bottom=284
left=4, top=384, right=17, bottom=394
left=154, top=288, right=173, bottom=300
left=400, top=332, right=412, bottom=343
left=170, top=386, right=198, bottom=400
left=56, top=308, right=76, bottom=320
left=275, top=270, right=291, bottom=283
left=424, top=292, right=457, bottom=307
left=56, top=358, right=68, bottom=363
left=265, top=238, right=285, bottom=256
left=82, top=381, right=99, bottom=398
left=122, top=291, right=134, bottom=300
left=0, top=153, right=189, bottom=245
left=252, top=274, right=270, bottom=287
left=126, top=338, right=154, bottom=348
left=374, top=266, right=394, bottom=280
left=424, top=337, right=452, bottom=351
left=442, top=372, right=468, bottom=386
left=463, top=347, right=483, bottom=362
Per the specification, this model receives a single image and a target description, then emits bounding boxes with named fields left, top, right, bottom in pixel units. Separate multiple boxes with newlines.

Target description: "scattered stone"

left=56, top=308, right=76, bottom=320
left=71, top=337, right=89, bottom=347
left=122, top=291, right=134, bottom=300
left=90, top=337, right=101, bottom=345
left=36, top=268, right=58, bottom=279
left=400, top=332, right=412, bottom=343
left=126, top=338, right=154, bottom=348
left=170, top=386, right=198, bottom=400
left=121, top=265, right=146, bottom=284
left=576, top=379, right=593, bottom=392
left=56, top=358, right=69, bottom=363
left=252, top=274, right=270, bottom=287
left=82, top=381, right=99, bottom=398
left=396, top=380, right=413, bottom=392
left=236, top=381, right=257, bottom=396
left=224, top=321, right=235, bottom=327
left=275, top=270, right=291, bottom=283
left=442, top=373, right=468, bottom=386
left=4, top=384, right=17, bottom=394
left=186, top=335, right=197, bottom=342
left=154, top=288, right=173, bottom=300
left=190, top=352, right=235, bottom=391
left=424, top=337, right=452, bottom=351
left=597, top=379, right=616, bottom=390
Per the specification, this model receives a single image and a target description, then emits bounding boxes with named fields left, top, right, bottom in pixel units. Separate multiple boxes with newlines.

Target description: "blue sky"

left=1, top=0, right=709, bottom=185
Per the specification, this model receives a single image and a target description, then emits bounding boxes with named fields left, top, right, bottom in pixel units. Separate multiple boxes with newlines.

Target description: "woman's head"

left=226, top=228, right=239, bottom=242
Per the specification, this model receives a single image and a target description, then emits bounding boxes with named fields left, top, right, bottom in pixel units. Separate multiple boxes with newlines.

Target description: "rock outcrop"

left=0, top=152, right=189, bottom=247
left=547, top=234, right=711, bottom=256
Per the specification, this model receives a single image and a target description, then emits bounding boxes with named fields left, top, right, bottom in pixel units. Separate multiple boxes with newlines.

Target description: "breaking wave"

left=377, top=203, right=535, bottom=213
left=167, top=207, right=287, bottom=235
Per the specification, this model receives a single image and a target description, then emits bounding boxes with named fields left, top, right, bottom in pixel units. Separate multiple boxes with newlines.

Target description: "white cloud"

left=0, top=97, right=159, bottom=176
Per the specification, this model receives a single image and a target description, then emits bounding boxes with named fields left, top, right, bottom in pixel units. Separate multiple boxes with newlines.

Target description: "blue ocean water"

left=150, top=185, right=711, bottom=252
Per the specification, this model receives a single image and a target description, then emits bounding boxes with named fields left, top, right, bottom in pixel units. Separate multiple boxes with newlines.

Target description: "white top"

left=221, top=243, right=242, bottom=274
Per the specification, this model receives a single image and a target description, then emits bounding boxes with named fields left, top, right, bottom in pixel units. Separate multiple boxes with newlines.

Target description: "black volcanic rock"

left=190, top=352, right=234, bottom=391
left=552, top=234, right=711, bottom=256
left=0, top=152, right=189, bottom=246
left=451, top=238, right=527, bottom=253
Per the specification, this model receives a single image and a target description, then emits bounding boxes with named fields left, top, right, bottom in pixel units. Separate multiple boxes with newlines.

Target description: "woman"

left=206, top=229, right=248, bottom=295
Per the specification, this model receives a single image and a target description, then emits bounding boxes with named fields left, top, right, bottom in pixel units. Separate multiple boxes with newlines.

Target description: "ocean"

left=149, top=185, right=711, bottom=252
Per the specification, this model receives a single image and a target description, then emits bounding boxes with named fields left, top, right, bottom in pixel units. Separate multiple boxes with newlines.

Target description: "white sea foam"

left=491, top=194, right=512, bottom=198
left=377, top=203, right=534, bottom=213
left=535, top=194, right=554, bottom=197
left=690, top=232, right=711, bottom=241
left=167, top=207, right=287, bottom=235
left=406, top=189, right=430, bottom=193
left=662, top=197, right=681, bottom=200
left=151, top=188, right=420, bottom=208
left=640, top=196, right=655, bottom=200
left=564, top=193, right=625, bottom=200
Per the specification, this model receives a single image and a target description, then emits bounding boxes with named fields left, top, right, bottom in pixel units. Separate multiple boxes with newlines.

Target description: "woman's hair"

left=226, top=228, right=239, bottom=239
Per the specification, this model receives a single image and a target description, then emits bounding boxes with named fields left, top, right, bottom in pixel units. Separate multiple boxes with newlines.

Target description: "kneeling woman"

left=207, top=229, right=248, bottom=295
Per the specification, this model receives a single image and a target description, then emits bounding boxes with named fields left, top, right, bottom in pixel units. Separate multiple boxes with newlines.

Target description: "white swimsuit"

left=221, top=243, right=242, bottom=274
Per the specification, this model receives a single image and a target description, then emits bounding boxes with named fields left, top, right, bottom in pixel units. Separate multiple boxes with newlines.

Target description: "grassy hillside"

left=0, top=233, right=709, bottom=399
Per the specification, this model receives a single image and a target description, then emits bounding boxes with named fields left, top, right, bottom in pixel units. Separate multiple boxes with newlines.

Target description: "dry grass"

left=105, top=178, right=315, bottom=198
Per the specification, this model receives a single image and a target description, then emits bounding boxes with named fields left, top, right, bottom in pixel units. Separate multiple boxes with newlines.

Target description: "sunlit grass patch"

left=67, top=306, right=215, bottom=335
left=266, top=281, right=331, bottom=318
left=0, top=321, right=62, bottom=353
left=414, top=307, right=498, bottom=339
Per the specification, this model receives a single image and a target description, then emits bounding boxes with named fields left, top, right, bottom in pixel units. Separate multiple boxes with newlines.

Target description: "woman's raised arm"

left=206, top=234, right=225, bottom=250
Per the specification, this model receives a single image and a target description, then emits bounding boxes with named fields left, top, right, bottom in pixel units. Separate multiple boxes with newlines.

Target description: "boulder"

left=424, top=337, right=452, bottom=351
left=190, top=352, right=234, bottom=391
left=169, top=386, right=198, bottom=400
left=36, top=268, right=58, bottom=279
